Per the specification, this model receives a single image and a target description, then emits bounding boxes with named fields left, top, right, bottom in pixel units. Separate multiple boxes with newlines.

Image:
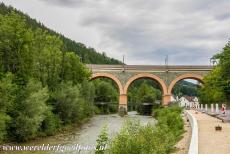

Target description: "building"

left=178, top=96, right=199, bottom=108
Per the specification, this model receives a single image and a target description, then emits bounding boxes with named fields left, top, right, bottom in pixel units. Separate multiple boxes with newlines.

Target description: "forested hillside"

left=0, top=6, right=98, bottom=142
left=173, top=80, right=201, bottom=97
left=0, top=3, right=122, bottom=64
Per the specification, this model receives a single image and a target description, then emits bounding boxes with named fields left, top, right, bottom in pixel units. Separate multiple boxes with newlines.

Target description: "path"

left=188, top=110, right=230, bottom=154
left=175, top=113, right=191, bottom=154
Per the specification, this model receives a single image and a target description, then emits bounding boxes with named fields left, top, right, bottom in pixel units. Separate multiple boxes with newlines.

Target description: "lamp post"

left=210, top=58, right=217, bottom=66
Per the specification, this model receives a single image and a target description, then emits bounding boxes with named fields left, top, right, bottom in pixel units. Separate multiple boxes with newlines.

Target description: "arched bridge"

left=87, top=64, right=213, bottom=110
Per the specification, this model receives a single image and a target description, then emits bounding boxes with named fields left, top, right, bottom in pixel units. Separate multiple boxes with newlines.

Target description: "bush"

left=51, top=82, right=94, bottom=125
left=51, top=82, right=83, bottom=124
left=107, top=106, right=184, bottom=154
left=0, top=113, right=11, bottom=143
left=0, top=73, right=16, bottom=142
left=96, top=125, right=108, bottom=154
left=154, top=106, right=184, bottom=140
left=40, top=109, right=61, bottom=136
left=11, top=79, right=49, bottom=142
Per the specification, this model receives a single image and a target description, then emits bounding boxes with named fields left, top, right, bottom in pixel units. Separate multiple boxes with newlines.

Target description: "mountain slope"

left=0, top=2, right=122, bottom=64
left=173, top=80, right=201, bottom=97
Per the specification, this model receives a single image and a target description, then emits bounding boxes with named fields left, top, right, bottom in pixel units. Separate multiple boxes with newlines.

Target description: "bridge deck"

left=86, top=64, right=213, bottom=72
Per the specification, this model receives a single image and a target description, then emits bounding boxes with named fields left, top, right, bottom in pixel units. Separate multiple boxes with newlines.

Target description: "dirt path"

left=188, top=110, right=230, bottom=154
left=175, top=113, right=192, bottom=154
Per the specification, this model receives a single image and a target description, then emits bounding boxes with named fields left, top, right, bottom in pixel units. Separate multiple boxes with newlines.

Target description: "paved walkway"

left=188, top=110, right=230, bottom=154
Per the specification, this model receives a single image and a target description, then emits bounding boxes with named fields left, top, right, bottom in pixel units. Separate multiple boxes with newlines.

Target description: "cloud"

left=2, top=0, right=230, bottom=64
left=76, top=0, right=230, bottom=64
left=40, top=0, right=84, bottom=7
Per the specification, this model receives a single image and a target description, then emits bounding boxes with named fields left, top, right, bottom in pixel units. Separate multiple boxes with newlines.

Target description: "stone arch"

left=91, top=73, right=124, bottom=95
left=123, top=73, right=168, bottom=96
left=168, top=73, right=204, bottom=95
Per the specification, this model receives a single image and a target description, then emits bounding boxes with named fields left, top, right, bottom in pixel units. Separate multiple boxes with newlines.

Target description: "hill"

left=173, top=80, right=201, bottom=97
left=0, top=2, right=122, bottom=64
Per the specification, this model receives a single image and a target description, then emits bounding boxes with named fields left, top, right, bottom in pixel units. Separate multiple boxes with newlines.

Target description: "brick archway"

left=91, top=73, right=124, bottom=94
left=168, top=73, right=204, bottom=95
left=124, top=73, right=167, bottom=95
left=123, top=73, right=168, bottom=105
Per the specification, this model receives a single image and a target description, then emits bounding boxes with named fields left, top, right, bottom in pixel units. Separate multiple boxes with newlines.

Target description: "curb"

left=185, top=110, right=198, bottom=154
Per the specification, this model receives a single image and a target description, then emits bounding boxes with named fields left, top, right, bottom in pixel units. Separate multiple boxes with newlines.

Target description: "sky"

left=1, top=0, right=230, bottom=65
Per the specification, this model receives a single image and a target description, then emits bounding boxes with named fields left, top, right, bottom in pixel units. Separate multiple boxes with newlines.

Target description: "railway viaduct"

left=87, top=64, right=213, bottom=110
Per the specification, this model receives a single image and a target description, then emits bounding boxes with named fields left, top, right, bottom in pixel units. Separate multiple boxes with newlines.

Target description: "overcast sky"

left=1, top=0, right=230, bottom=65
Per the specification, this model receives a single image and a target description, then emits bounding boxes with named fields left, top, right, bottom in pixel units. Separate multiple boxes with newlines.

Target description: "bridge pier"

left=119, top=94, right=128, bottom=115
left=119, top=94, right=127, bottom=108
left=163, top=94, right=172, bottom=106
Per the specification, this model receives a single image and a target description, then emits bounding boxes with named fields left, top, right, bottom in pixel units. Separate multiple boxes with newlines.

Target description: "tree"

left=0, top=12, right=34, bottom=81
left=136, top=82, right=161, bottom=104
left=94, top=80, right=118, bottom=103
left=0, top=73, right=16, bottom=142
left=11, top=79, right=49, bottom=141
left=51, top=82, right=91, bottom=124
left=199, top=41, right=230, bottom=104
left=0, top=3, right=123, bottom=143
left=199, top=66, right=226, bottom=104
left=213, top=41, right=230, bottom=100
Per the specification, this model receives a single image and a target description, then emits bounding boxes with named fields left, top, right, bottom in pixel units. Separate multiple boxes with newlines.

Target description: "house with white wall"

left=179, top=96, right=190, bottom=107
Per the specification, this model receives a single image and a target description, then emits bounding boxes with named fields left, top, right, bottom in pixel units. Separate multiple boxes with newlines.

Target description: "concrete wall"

left=185, top=110, right=198, bottom=154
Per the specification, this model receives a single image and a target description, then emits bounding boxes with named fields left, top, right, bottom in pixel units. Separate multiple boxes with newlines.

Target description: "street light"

left=210, top=58, right=217, bottom=66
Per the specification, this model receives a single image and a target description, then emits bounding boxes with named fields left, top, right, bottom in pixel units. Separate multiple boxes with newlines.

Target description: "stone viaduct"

left=87, top=64, right=213, bottom=110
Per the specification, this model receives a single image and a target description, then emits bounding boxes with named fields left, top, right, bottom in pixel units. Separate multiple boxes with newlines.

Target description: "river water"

left=1, top=111, right=156, bottom=154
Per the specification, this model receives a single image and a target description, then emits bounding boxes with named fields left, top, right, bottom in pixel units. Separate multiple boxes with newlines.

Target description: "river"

left=1, top=111, right=156, bottom=154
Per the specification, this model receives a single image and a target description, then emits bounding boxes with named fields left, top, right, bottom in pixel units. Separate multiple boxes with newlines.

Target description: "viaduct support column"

left=163, top=94, right=172, bottom=106
left=119, top=94, right=127, bottom=115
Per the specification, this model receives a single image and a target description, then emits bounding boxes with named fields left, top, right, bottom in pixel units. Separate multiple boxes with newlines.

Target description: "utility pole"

left=165, top=55, right=169, bottom=85
left=122, top=55, right=125, bottom=72
left=165, top=55, right=168, bottom=67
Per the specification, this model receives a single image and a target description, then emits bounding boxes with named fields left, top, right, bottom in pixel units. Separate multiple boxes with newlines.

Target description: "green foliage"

left=94, top=80, right=118, bottom=103
left=80, top=79, right=95, bottom=103
left=107, top=107, right=184, bottom=154
left=11, top=79, right=49, bottom=142
left=40, top=110, right=61, bottom=136
left=51, top=82, right=85, bottom=124
left=198, top=67, right=226, bottom=104
left=0, top=2, right=122, bottom=65
left=173, top=80, right=201, bottom=97
left=199, top=41, right=230, bottom=104
left=0, top=7, right=99, bottom=143
left=93, top=79, right=119, bottom=114
left=128, top=81, right=162, bottom=114
left=0, top=73, right=17, bottom=112
left=128, top=79, right=162, bottom=104
left=154, top=106, right=184, bottom=140
left=96, top=125, right=108, bottom=154
left=0, top=113, right=11, bottom=143
left=0, top=73, right=17, bottom=142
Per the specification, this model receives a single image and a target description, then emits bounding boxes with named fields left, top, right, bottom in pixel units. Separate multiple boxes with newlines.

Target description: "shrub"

left=40, top=109, right=61, bottom=136
left=0, top=113, right=11, bottom=143
left=11, top=79, right=49, bottom=142
left=107, top=106, right=184, bottom=154
left=96, top=125, right=108, bottom=154
left=51, top=82, right=94, bottom=125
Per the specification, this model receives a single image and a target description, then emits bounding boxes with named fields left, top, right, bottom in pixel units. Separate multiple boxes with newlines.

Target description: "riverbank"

left=0, top=112, right=156, bottom=154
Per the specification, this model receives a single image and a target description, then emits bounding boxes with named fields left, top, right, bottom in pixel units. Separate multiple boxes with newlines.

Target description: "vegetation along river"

left=1, top=111, right=156, bottom=154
